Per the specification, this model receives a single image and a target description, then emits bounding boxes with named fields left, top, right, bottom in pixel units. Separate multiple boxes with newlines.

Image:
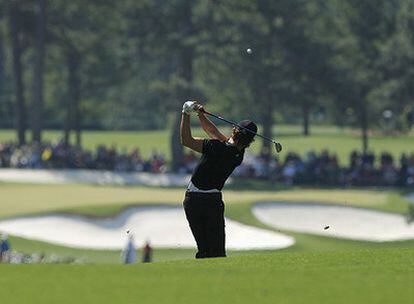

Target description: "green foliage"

left=1, top=0, right=414, bottom=148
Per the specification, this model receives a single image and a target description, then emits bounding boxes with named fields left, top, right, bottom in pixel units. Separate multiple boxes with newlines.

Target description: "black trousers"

left=183, top=191, right=226, bottom=259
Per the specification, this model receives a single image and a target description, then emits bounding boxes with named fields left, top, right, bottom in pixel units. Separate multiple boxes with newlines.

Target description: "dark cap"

left=236, top=120, right=257, bottom=141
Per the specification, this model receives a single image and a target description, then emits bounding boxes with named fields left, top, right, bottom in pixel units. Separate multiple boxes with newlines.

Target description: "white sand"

left=0, top=206, right=294, bottom=250
left=252, top=202, right=414, bottom=242
left=0, top=168, right=191, bottom=186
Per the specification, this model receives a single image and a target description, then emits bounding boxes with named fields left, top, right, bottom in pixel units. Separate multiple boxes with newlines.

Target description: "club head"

left=274, top=142, right=282, bottom=153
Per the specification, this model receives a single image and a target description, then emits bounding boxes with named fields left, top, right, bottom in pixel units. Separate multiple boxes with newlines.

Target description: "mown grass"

left=1, top=126, right=413, bottom=164
left=0, top=248, right=413, bottom=304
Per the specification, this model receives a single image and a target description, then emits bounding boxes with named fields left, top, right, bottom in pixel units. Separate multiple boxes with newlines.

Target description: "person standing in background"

left=122, top=233, right=136, bottom=264
left=0, top=234, right=11, bottom=263
left=142, top=240, right=152, bottom=263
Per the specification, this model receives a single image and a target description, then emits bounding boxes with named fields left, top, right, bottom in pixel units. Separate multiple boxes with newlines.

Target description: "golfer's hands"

left=193, top=103, right=205, bottom=114
left=182, top=101, right=196, bottom=114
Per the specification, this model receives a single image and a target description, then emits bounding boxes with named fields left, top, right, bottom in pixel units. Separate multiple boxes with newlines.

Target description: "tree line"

left=0, top=0, right=413, bottom=168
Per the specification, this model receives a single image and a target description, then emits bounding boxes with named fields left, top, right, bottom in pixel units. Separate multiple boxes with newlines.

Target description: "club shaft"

left=202, top=110, right=276, bottom=143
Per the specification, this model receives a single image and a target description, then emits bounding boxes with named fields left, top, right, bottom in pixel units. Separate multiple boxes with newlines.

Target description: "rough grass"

left=0, top=248, right=413, bottom=304
left=1, top=126, right=413, bottom=164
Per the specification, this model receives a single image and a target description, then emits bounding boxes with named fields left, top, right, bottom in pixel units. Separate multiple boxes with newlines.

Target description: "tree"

left=204, top=0, right=289, bottom=154
left=167, top=0, right=197, bottom=171
left=375, top=0, right=414, bottom=131
left=8, top=0, right=27, bottom=146
left=31, top=0, right=46, bottom=142
left=124, top=0, right=212, bottom=169
left=277, top=0, right=335, bottom=136
left=48, top=0, right=117, bottom=146
left=201, top=0, right=330, bottom=150
left=322, top=0, right=396, bottom=153
left=0, top=27, right=5, bottom=115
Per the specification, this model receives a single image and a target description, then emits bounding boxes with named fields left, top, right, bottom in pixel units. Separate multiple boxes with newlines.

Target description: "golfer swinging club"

left=180, top=101, right=257, bottom=258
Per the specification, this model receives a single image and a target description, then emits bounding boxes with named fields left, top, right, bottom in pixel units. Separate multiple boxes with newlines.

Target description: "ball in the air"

left=246, top=48, right=252, bottom=54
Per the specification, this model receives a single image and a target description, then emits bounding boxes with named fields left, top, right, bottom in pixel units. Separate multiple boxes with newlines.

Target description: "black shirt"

left=191, top=139, right=244, bottom=191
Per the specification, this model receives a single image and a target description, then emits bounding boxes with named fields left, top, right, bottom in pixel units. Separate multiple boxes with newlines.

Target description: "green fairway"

left=0, top=248, right=413, bottom=304
left=1, top=126, right=413, bottom=164
left=1, top=183, right=413, bottom=263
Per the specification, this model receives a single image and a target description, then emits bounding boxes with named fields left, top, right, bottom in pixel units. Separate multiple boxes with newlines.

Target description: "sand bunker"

left=253, top=202, right=414, bottom=242
left=0, top=206, right=294, bottom=250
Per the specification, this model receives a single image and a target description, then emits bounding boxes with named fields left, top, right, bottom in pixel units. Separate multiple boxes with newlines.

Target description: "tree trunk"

left=63, top=107, right=70, bottom=147
left=261, top=89, right=273, bottom=155
left=66, top=49, right=81, bottom=147
left=9, top=2, right=26, bottom=146
left=171, top=1, right=193, bottom=172
left=171, top=110, right=184, bottom=171
left=260, top=29, right=275, bottom=156
left=360, top=101, right=369, bottom=155
left=302, top=98, right=310, bottom=136
left=31, top=0, right=46, bottom=143
left=172, top=45, right=193, bottom=171
left=0, top=31, right=5, bottom=101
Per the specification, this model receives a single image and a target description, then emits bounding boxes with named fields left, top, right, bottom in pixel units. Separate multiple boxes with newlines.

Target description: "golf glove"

left=182, top=101, right=196, bottom=114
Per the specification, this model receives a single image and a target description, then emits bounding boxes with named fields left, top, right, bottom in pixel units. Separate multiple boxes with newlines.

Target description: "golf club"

left=200, top=109, right=282, bottom=153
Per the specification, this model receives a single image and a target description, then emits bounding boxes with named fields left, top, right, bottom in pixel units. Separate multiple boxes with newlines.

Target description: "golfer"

left=180, top=101, right=257, bottom=258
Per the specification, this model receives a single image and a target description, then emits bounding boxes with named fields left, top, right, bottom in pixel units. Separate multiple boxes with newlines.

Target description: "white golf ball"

left=246, top=48, right=252, bottom=54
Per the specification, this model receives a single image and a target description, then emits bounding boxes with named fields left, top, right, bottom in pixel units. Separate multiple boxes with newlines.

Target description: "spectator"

left=142, top=240, right=152, bottom=263
left=0, top=234, right=11, bottom=263
left=283, top=161, right=296, bottom=186
left=122, top=234, right=136, bottom=264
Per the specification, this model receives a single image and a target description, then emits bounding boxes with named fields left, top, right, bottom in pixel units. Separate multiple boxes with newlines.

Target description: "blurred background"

left=0, top=0, right=414, bottom=180
left=0, top=0, right=414, bottom=266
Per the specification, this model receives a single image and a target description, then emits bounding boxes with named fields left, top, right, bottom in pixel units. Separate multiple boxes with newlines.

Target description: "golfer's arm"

left=197, top=113, right=228, bottom=141
left=180, top=113, right=203, bottom=153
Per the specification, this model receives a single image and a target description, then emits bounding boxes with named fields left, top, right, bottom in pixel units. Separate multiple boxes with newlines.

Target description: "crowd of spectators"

left=1, top=251, right=80, bottom=264
left=1, top=141, right=414, bottom=187
left=0, top=234, right=81, bottom=264
left=0, top=141, right=167, bottom=173
left=235, top=150, right=414, bottom=187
